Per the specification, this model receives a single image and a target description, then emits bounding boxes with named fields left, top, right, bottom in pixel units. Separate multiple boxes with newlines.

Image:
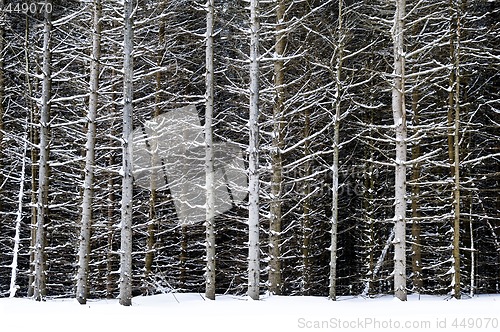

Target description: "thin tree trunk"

left=469, top=206, right=474, bottom=297
left=179, top=224, right=188, bottom=289
left=392, top=0, right=407, bottom=302
left=410, top=89, right=423, bottom=292
left=247, top=0, right=261, bottom=301
left=301, top=108, right=311, bottom=295
left=204, top=0, right=216, bottom=301
left=27, top=61, right=38, bottom=298
left=76, top=0, right=102, bottom=305
left=362, top=229, right=395, bottom=296
left=268, top=0, right=286, bottom=296
left=25, top=9, right=39, bottom=297
left=9, top=130, right=28, bottom=298
left=33, top=0, right=52, bottom=301
left=448, top=0, right=461, bottom=300
left=119, top=0, right=135, bottom=307
left=363, top=110, right=376, bottom=296
left=106, top=145, right=116, bottom=298
left=329, top=0, right=344, bottom=301
left=144, top=0, right=167, bottom=280
left=106, top=67, right=120, bottom=299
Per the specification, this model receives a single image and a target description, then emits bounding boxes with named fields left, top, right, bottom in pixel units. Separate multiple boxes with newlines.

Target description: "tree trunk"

left=447, top=0, right=461, bottom=300
left=329, top=0, right=344, bottom=301
left=268, top=0, right=286, bottom=296
left=179, top=224, right=188, bottom=289
left=27, top=60, right=38, bottom=299
left=392, top=0, right=407, bottom=302
left=144, top=0, right=167, bottom=280
left=247, top=0, right=261, bottom=301
left=76, top=0, right=102, bottom=305
left=106, top=142, right=116, bottom=298
left=301, top=108, right=311, bottom=295
left=119, top=0, right=135, bottom=307
left=410, top=89, right=423, bottom=292
left=204, top=0, right=216, bottom=301
left=33, top=0, right=52, bottom=301
left=9, top=131, right=28, bottom=298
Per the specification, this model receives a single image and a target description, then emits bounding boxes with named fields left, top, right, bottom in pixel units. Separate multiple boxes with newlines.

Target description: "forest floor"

left=1, top=293, right=499, bottom=331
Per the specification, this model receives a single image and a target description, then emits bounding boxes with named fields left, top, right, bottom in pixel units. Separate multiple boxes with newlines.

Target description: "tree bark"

left=329, top=0, right=344, bottom=301
left=119, top=0, right=135, bottom=307
left=9, top=131, right=28, bottom=298
left=301, top=108, right=311, bottom=296
left=204, top=0, right=216, bottom=301
left=410, top=90, right=423, bottom=293
left=144, top=0, right=167, bottom=280
left=33, top=0, right=52, bottom=301
left=447, top=0, right=461, bottom=300
left=392, top=0, right=408, bottom=302
left=27, top=24, right=38, bottom=297
left=76, top=0, right=102, bottom=305
left=247, top=0, right=261, bottom=301
left=268, top=0, right=286, bottom=296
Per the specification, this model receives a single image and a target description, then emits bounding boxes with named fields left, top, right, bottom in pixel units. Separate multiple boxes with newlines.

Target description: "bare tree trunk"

left=410, top=92, right=423, bottom=293
left=106, top=61, right=121, bottom=299
left=76, top=0, right=102, bottom=305
left=329, top=0, right=344, bottom=301
left=25, top=10, right=38, bottom=297
left=106, top=144, right=116, bottom=298
left=28, top=96, right=38, bottom=294
left=33, top=0, right=52, bottom=301
left=469, top=205, right=474, bottom=297
left=452, top=3, right=462, bottom=301
left=247, top=0, right=261, bottom=301
left=392, top=0, right=407, bottom=302
left=119, top=0, right=135, bottom=307
left=179, top=224, right=188, bottom=289
left=204, top=0, right=216, bottom=301
left=301, top=108, right=311, bottom=295
left=144, top=0, right=167, bottom=280
left=447, top=0, right=461, bottom=300
left=9, top=130, right=28, bottom=298
left=268, top=0, right=286, bottom=296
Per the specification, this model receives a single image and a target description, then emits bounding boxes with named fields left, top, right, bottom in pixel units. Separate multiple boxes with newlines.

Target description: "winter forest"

left=0, top=0, right=498, bottom=307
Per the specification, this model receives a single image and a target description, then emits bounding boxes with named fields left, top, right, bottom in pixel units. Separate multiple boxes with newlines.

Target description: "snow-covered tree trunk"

left=25, top=12, right=39, bottom=297
left=76, top=0, right=102, bottom=305
left=448, top=0, right=462, bottom=300
left=469, top=210, right=474, bottom=297
left=33, top=0, right=52, bottom=301
left=119, top=0, right=135, bottom=307
left=247, top=0, right=261, bottom=301
left=28, top=81, right=38, bottom=299
left=301, top=108, right=311, bottom=295
left=9, top=130, right=27, bottom=298
left=106, top=129, right=117, bottom=298
left=362, top=229, right=395, bottom=296
left=145, top=2, right=168, bottom=280
left=410, top=91, right=423, bottom=292
left=204, top=0, right=216, bottom=301
left=392, top=0, right=407, bottom=302
left=268, top=0, right=286, bottom=296
left=329, top=0, right=344, bottom=301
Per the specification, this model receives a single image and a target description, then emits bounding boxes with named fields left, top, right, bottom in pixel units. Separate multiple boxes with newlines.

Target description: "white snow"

left=1, top=293, right=499, bottom=331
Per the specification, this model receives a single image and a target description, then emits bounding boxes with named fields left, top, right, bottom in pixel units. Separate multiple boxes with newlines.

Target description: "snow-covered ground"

left=1, top=293, right=499, bottom=331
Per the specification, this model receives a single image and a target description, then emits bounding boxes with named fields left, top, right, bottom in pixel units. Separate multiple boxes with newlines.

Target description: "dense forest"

left=0, top=0, right=498, bottom=305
